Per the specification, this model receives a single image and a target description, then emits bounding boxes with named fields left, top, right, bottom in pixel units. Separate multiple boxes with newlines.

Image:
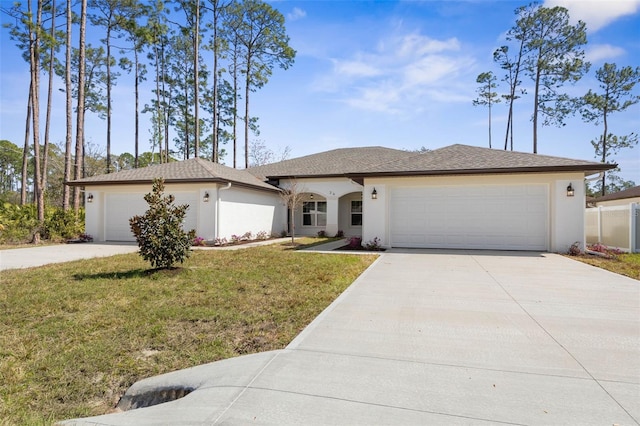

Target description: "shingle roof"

left=67, top=158, right=279, bottom=191
left=247, top=147, right=416, bottom=179
left=249, top=144, right=614, bottom=179
left=593, top=185, right=640, bottom=202
left=67, top=145, right=616, bottom=189
left=356, top=144, right=614, bottom=175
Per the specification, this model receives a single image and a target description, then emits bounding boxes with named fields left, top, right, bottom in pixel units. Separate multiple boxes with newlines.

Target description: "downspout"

left=215, top=182, right=232, bottom=239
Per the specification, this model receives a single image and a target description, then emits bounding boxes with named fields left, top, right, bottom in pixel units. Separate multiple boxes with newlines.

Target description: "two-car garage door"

left=390, top=184, right=548, bottom=251
left=105, top=193, right=198, bottom=241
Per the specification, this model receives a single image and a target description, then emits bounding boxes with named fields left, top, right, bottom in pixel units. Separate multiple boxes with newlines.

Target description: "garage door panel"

left=106, top=192, right=198, bottom=242
left=390, top=184, right=548, bottom=251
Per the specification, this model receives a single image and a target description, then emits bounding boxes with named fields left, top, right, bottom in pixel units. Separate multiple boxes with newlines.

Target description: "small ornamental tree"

left=130, top=178, right=196, bottom=269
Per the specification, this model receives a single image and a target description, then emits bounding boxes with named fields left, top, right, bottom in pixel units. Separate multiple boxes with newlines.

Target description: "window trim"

left=350, top=200, right=363, bottom=227
left=302, top=200, right=327, bottom=227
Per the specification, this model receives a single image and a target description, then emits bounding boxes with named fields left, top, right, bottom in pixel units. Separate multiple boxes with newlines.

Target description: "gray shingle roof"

left=357, top=144, right=614, bottom=175
left=67, top=158, right=279, bottom=191
left=593, top=185, right=640, bottom=202
left=249, top=144, right=614, bottom=179
left=67, top=145, right=615, bottom=189
left=247, top=147, right=416, bottom=179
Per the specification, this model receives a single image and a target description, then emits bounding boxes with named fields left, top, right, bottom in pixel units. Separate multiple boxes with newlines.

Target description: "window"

left=351, top=200, right=362, bottom=226
left=302, top=201, right=327, bottom=226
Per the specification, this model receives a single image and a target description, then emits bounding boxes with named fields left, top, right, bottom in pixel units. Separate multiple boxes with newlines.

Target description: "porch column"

left=325, top=196, right=339, bottom=236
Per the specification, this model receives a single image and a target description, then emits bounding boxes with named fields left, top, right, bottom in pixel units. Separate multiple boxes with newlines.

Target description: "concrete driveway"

left=0, top=242, right=138, bottom=270
left=61, top=250, right=639, bottom=425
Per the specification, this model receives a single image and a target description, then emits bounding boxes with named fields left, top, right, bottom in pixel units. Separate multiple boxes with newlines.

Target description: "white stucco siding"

left=84, top=184, right=213, bottom=242
left=280, top=178, right=364, bottom=237
left=363, top=173, right=586, bottom=252
left=218, top=186, right=285, bottom=240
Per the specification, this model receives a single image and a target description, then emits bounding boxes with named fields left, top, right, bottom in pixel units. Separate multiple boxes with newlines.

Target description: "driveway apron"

left=61, top=250, right=640, bottom=425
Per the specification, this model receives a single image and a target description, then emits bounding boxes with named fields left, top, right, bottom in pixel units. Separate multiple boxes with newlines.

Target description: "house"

left=67, top=158, right=287, bottom=242
left=589, top=185, right=640, bottom=207
left=67, top=144, right=614, bottom=252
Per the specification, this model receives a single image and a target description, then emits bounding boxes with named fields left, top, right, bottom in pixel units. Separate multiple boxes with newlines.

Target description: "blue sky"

left=1, top=0, right=639, bottom=182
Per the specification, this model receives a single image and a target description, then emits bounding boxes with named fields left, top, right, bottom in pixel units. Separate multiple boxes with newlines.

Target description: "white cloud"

left=320, top=31, right=471, bottom=114
left=333, top=59, right=382, bottom=78
left=287, top=7, right=306, bottom=22
left=585, top=44, right=626, bottom=62
left=544, top=0, right=640, bottom=32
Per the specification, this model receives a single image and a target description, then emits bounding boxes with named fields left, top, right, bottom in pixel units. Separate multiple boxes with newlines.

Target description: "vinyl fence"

left=585, top=203, right=639, bottom=253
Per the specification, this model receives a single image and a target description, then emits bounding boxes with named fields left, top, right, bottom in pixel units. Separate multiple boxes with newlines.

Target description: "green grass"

left=0, top=242, right=377, bottom=425
left=570, top=252, right=640, bottom=280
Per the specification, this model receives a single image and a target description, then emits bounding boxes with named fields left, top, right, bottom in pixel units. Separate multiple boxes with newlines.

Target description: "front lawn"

left=570, top=252, right=640, bottom=280
left=0, top=241, right=377, bottom=424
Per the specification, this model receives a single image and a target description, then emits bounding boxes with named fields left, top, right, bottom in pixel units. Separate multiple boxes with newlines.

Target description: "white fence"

left=585, top=203, right=639, bottom=253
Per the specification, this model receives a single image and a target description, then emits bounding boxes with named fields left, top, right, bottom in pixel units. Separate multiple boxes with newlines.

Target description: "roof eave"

left=347, top=164, right=617, bottom=178
left=65, top=177, right=281, bottom=193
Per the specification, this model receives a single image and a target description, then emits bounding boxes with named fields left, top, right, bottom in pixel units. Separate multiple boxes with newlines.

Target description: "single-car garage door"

left=390, top=184, right=548, bottom=250
left=105, top=192, right=198, bottom=241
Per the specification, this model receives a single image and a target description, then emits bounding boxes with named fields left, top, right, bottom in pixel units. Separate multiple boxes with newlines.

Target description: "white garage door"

left=105, top=192, right=198, bottom=241
left=390, top=184, right=548, bottom=250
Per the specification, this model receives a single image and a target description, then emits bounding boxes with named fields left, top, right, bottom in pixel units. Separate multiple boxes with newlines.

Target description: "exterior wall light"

left=566, top=183, right=575, bottom=197
left=371, top=188, right=378, bottom=200
left=203, top=192, right=210, bottom=202
left=310, top=193, right=314, bottom=200
left=87, top=193, right=94, bottom=203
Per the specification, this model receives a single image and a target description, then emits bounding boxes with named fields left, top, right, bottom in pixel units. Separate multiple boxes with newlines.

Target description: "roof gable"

left=67, top=158, right=279, bottom=191
left=249, top=144, right=614, bottom=179
left=247, top=146, right=416, bottom=179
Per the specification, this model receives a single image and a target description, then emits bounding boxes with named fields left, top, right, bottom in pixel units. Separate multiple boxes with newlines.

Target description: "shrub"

left=44, top=207, right=84, bottom=241
left=0, top=202, right=85, bottom=244
left=129, top=178, right=196, bottom=269
left=335, top=230, right=344, bottom=238
left=363, top=237, right=382, bottom=251
left=256, top=231, right=269, bottom=240
left=242, top=231, right=253, bottom=240
left=317, top=230, right=327, bottom=238
left=192, top=236, right=206, bottom=246
left=346, top=236, right=362, bottom=249
left=568, top=241, right=581, bottom=256
left=231, top=234, right=241, bottom=243
left=214, top=237, right=228, bottom=246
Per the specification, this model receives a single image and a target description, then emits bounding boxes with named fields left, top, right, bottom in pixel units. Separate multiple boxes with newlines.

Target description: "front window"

left=351, top=200, right=362, bottom=226
left=303, top=201, right=327, bottom=226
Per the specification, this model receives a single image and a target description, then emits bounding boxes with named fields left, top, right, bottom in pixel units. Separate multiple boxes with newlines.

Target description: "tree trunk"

left=63, top=0, right=73, bottom=210
left=193, top=0, right=200, bottom=157
left=244, top=55, right=251, bottom=169
left=42, top=0, right=55, bottom=208
left=212, top=12, right=219, bottom=163
left=21, top=82, right=32, bottom=205
left=134, top=48, right=139, bottom=168
left=106, top=23, right=112, bottom=173
left=74, top=0, right=87, bottom=213
left=232, top=42, right=238, bottom=168
left=30, top=0, right=45, bottom=228
left=601, top=104, right=608, bottom=196
left=532, top=65, right=541, bottom=154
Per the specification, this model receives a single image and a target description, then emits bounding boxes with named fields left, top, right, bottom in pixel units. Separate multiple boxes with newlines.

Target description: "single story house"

left=588, top=185, right=640, bottom=208
left=67, top=144, right=614, bottom=252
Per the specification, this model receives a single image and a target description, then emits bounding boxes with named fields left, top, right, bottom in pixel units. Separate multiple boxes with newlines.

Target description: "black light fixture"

left=87, top=193, right=94, bottom=203
left=203, top=191, right=210, bottom=202
left=371, top=188, right=378, bottom=200
left=310, top=193, right=314, bottom=200
left=566, top=183, right=575, bottom=197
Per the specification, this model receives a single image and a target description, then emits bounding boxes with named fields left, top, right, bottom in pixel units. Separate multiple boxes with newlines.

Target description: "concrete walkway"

left=0, top=242, right=139, bottom=270
left=61, top=250, right=640, bottom=425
